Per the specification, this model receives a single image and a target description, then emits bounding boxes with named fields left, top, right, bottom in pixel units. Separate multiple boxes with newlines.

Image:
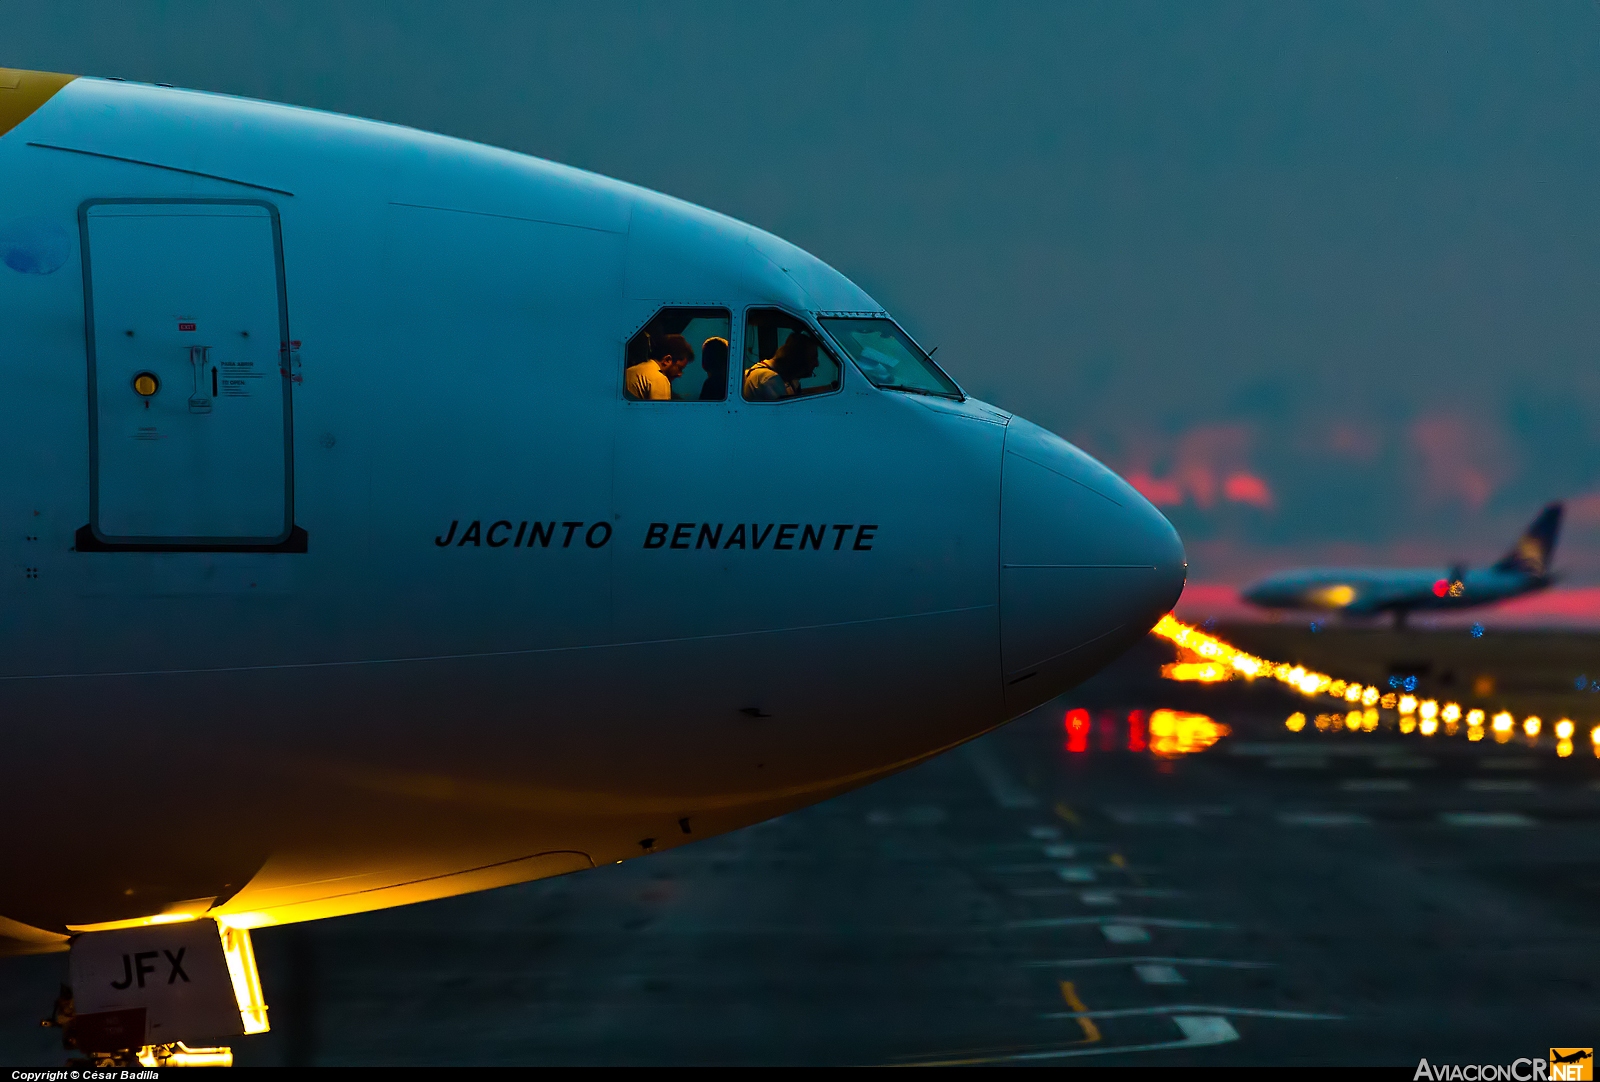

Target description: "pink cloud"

left=1222, top=471, right=1273, bottom=508
left=1407, top=413, right=1512, bottom=512
left=1119, top=425, right=1274, bottom=512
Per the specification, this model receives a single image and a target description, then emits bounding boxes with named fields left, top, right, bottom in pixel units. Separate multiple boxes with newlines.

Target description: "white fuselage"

left=0, top=75, right=1184, bottom=939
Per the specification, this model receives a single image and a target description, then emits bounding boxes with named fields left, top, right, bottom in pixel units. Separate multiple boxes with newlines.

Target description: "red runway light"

left=1432, top=578, right=1449, bottom=597
left=1065, top=708, right=1090, bottom=754
left=1126, top=709, right=1147, bottom=753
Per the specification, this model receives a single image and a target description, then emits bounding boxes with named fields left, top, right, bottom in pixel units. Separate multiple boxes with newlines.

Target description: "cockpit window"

left=742, top=308, right=842, bottom=401
left=624, top=307, right=732, bottom=402
left=819, top=317, right=962, bottom=400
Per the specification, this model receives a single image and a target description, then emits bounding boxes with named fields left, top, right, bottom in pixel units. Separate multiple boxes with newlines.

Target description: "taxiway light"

left=1522, top=716, right=1541, bottom=739
left=1491, top=711, right=1514, bottom=734
left=1467, top=709, right=1486, bottom=727
left=132, top=371, right=159, bottom=396
left=1343, top=684, right=1361, bottom=703
left=1420, top=716, right=1438, bottom=736
left=1591, top=723, right=1600, bottom=746
left=1557, top=738, right=1574, bottom=758
left=1398, top=695, right=1418, bottom=715
left=1418, top=700, right=1438, bottom=721
left=1554, top=718, right=1575, bottom=740
left=1441, top=703, right=1462, bottom=723
left=1286, top=712, right=1306, bottom=732
left=1361, top=686, right=1379, bottom=708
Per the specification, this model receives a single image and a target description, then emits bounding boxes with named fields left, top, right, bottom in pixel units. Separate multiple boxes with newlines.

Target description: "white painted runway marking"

left=1440, top=811, right=1536, bottom=827
left=963, top=742, right=1039, bottom=808
left=899, top=1013, right=1242, bottom=1064
left=1024, top=956, right=1273, bottom=970
left=1465, top=779, right=1537, bottom=792
left=1104, top=805, right=1232, bottom=825
left=1102, top=924, right=1150, bottom=943
left=1029, top=825, right=1063, bottom=840
left=1009, top=887, right=1182, bottom=901
left=1340, top=778, right=1412, bottom=792
left=1008, top=916, right=1236, bottom=931
left=1041, top=1004, right=1342, bottom=1021
left=1134, top=963, right=1186, bottom=985
left=1042, top=843, right=1078, bottom=859
left=1233, top=743, right=1417, bottom=757
left=1057, top=866, right=1097, bottom=883
left=1376, top=756, right=1435, bottom=770
left=1278, top=811, right=1372, bottom=827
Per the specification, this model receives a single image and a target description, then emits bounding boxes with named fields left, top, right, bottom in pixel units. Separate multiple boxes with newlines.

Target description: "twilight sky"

left=10, top=1, right=1600, bottom=583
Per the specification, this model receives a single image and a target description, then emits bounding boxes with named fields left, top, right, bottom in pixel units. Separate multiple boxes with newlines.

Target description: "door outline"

left=75, top=198, right=305, bottom=553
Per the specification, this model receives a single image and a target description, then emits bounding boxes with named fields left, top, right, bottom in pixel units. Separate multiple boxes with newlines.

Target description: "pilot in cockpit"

left=625, top=334, right=694, bottom=400
left=699, top=336, right=730, bottom=401
left=743, top=332, right=819, bottom=401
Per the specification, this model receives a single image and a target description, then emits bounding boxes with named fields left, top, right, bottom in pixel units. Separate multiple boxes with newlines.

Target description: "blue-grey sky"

left=10, top=1, right=1600, bottom=581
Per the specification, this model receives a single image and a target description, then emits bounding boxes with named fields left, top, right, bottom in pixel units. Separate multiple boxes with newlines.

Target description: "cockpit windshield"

left=818, top=317, right=962, bottom=400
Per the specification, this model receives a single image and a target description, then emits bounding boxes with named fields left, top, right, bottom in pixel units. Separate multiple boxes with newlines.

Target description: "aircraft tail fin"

left=1492, top=502, right=1562, bottom=577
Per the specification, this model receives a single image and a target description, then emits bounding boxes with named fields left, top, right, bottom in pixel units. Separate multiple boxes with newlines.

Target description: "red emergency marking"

left=1065, top=708, right=1090, bottom=754
left=178, top=322, right=197, bottom=332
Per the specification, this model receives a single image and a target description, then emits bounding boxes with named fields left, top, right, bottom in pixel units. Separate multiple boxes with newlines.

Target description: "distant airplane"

left=1242, top=503, right=1563, bottom=626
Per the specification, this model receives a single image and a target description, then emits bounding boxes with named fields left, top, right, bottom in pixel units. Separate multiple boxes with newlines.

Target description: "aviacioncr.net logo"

left=1414, top=1051, right=1591, bottom=1081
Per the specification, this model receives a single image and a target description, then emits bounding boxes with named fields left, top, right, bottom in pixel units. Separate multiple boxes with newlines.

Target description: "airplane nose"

left=999, top=418, right=1187, bottom=715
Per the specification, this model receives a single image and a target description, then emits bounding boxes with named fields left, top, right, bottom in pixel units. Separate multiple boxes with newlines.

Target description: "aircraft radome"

left=0, top=66, right=1185, bottom=1063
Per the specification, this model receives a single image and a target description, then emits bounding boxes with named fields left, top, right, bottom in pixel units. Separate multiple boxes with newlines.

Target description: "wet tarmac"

left=3, top=647, right=1598, bottom=1067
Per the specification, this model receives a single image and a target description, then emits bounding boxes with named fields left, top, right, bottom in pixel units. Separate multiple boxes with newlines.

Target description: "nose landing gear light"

left=46, top=918, right=268, bottom=1067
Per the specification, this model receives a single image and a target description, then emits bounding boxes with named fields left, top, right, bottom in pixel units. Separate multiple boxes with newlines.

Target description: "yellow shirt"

left=743, top=361, right=792, bottom=401
left=625, top=360, right=672, bottom=400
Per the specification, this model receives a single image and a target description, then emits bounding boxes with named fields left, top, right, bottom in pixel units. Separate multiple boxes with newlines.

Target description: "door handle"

left=188, top=345, right=212, bottom=414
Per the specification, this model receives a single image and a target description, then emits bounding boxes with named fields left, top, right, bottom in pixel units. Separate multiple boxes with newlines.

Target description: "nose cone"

left=1000, top=418, right=1186, bottom=716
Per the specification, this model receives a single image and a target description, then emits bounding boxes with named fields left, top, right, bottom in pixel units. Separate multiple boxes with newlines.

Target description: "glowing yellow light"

left=1147, top=709, right=1231, bottom=758
left=1399, top=715, right=1417, bottom=734
left=1441, top=703, right=1461, bottom=723
left=1419, top=700, right=1438, bottom=721
left=1591, top=724, right=1600, bottom=746
left=1522, top=716, right=1541, bottom=739
left=1557, top=738, right=1574, bottom=758
left=1398, top=695, right=1418, bottom=715
left=1343, top=684, right=1361, bottom=703
left=1286, top=712, right=1306, bottom=732
left=1468, top=725, right=1485, bottom=742
left=1420, top=716, right=1438, bottom=736
left=1345, top=710, right=1362, bottom=731
left=139, top=1045, right=234, bottom=1068
left=1467, top=709, right=1486, bottom=727
left=1361, top=686, right=1379, bottom=707
left=1327, top=680, right=1346, bottom=698
left=1162, top=661, right=1229, bottom=683
left=220, top=924, right=270, bottom=1035
left=1491, top=711, right=1514, bottom=734
left=1308, top=584, right=1356, bottom=606
left=1289, top=666, right=1306, bottom=682
left=1553, top=718, right=1575, bottom=740
left=1380, top=693, right=1397, bottom=709
left=1362, top=708, right=1378, bottom=731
